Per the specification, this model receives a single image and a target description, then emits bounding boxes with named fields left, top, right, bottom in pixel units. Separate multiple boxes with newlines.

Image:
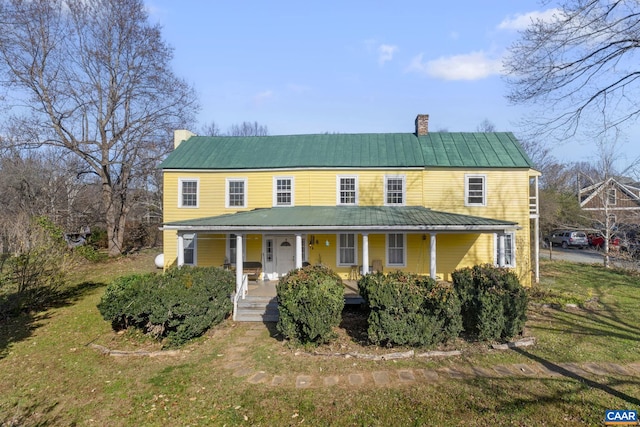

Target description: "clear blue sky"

left=146, top=0, right=640, bottom=169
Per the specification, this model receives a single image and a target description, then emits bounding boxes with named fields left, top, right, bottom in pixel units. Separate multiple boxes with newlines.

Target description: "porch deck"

left=246, top=280, right=363, bottom=304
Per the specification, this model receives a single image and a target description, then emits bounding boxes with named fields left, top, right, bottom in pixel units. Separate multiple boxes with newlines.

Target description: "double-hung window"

left=337, top=233, right=357, bottom=265
left=385, top=176, right=405, bottom=206
left=179, top=178, right=198, bottom=208
left=274, top=177, right=294, bottom=206
left=226, top=178, right=247, bottom=208
left=607, top=188, right=617, bottom=205
left=465, top=174, right=486, bottom=206
left=494, top=232, right=515, bottom=267
left=183, top=233, right=196, bottom=265
left=337, top=176, right=358, bottom=205
left=387, top=233, right=406, bottom=266
left=227, top=234, right=246, bottom=265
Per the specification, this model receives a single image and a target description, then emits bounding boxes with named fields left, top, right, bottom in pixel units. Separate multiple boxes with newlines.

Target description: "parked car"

left=587, top=233, right=620, bottom=249
left=545, top=230, right=589, bottom=249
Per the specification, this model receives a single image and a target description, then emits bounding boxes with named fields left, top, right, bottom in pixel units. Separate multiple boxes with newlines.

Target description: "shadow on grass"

left=0, top=281, right=105, bottom=360
left=0, top=399, right=62, bottom=427
left=512, top=347, right=640, bottom=406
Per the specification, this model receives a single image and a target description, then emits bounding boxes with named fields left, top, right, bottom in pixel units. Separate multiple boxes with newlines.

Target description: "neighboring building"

left=159, top=114, right=540, bottom=319
left=579, top=176, right=640, bottom=223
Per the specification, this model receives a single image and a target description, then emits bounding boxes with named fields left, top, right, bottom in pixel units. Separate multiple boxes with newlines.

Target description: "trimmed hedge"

left=97, top=266, right=234, bottom=346
left=452, top=264, right=528, bottom=341
left=358, top=271, right=462, bottom=347
left=276, top=265, right=345, bottom=345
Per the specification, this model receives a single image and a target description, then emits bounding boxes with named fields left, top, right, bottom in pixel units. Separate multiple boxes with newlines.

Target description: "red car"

left=588, top=233, right=620, bottom=249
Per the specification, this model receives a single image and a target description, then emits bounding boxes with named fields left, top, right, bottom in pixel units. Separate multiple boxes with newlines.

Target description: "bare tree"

left=476, top=119, right=496, bottom=132
left=200, top=121, right=222, bottom=137
left=0, top=0, right=199, bottom=256
left=504, top=0, right=640, bottom=139
left=228, top=121, right=269, bottom=136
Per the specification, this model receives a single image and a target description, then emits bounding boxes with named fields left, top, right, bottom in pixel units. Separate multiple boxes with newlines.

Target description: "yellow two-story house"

left=160, top=114, right=540, bottom=319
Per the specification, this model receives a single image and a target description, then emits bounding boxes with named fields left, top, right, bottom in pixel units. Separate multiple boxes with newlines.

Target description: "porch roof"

left=162, top=206, right=519, bottom=233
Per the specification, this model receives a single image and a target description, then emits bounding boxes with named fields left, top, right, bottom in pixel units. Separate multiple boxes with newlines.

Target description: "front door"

left=275, top=236, right=295, bottom=277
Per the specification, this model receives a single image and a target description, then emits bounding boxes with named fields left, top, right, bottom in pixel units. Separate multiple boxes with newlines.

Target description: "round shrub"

left=358, top=271, right=462, bottom=347
left=452, top=264, right=528, bottom=342
left=276, top=264, right=345, bottom=345
left=97, top=266, right=235, bottom=346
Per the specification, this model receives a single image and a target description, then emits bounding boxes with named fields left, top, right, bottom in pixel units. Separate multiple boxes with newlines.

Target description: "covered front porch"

left=163, top=206, right=521, bottom=308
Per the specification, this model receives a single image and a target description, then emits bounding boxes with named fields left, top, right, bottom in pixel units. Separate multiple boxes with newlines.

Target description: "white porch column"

left=295, top=234, right=303, bottom=269
left=362, top=233, right=369, bottom=275
left=429, top=233, right=437, bottom=280
left=498, top=233, right=506, bottom=267
left=235, top=234, right=244, bottom=291
left=177, top=233, right=185, bottom=267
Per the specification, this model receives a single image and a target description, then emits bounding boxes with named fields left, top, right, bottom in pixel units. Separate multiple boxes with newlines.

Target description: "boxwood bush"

left=97, top=266, right=234, bottom=346
left=452, top=264, right=528, bottom=341
left=276, top=265, right=345, bottom=345
left=358, top=271, right=462, bottom=347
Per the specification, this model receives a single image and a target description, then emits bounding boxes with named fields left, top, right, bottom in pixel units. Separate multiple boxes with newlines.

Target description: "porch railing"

left=529, top=195, right=538, bottom=216
left=232, top=274, right=248, bottom=321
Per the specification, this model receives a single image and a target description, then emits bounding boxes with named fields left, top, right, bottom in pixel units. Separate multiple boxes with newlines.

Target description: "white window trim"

left=337, top=233, right=358, bottom=266
left=386, top=233, right=406, bottom=267
left=336, top=175, right=359, bottom=206
left=178, top=178, right=199, bottom=208
left=273, top=176, right=295, bottom=207
left=607, top=188, right=617, bottom=205
left=465, top=174, right=487, bottom=207
left=182, top=233, right=197, bottom=266
left=227, top=233, right=247, bottom=265
left=494, top=232, right=516, bottom=268
left=384, top=175, right=406, bottom=206
left=226, top=178, right=248, bottom=208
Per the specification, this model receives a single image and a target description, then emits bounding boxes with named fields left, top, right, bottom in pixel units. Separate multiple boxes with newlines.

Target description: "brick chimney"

left=415, top=114, right=429, bottom=136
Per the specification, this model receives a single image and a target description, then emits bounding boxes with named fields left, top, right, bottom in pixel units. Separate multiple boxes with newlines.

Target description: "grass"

left=1, top=253, right=639, bottom=426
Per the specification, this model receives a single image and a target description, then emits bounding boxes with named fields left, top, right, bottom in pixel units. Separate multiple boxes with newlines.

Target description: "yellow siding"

left=163, top=167, right=534, bottom=285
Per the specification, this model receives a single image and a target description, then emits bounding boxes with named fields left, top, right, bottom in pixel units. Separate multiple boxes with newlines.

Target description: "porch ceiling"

left=163, top=206, right=519, bottom=234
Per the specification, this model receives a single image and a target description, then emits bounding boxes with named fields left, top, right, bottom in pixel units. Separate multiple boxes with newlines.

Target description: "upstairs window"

left=607, top=188, right=617, bottom=205
left=179, top=178, right=198, bottom=208
left=337, top=176, right=358, bottom=205
left=226, top=178, right=247, bottom=208
left=465, top=174, right=486, bottom=206
left=274, top=177, right=294, bottom=206
left=385, top=176, right=405, bottom=205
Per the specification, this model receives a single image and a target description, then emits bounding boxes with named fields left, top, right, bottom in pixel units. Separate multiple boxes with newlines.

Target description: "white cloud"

left=498, top=8, right=563, bottom=31
left=378, top=44, right=398, bottom=65
left=253, top=90, right=274, bottom=105
left=407, top=51, right=503, bottom=81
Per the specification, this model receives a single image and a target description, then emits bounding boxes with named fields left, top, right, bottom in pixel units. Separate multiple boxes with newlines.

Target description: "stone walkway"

left=221, top=324, right=640, bottom=389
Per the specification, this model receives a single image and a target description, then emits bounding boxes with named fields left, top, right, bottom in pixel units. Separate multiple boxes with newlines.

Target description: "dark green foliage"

left=452, top=264, right=528, bottom=341
left=97, top=266, right=234, bottom=346
left=358, top=271, right=462, bottom=347
left=276, top=265, right=345, bottom=345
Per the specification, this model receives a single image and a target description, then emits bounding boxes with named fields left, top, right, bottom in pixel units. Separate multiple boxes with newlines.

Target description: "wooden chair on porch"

left=372, top=259, right=383, bottom=274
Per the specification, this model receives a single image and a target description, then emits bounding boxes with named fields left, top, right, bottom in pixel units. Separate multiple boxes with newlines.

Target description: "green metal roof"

left=159, top=132, right=535, bottom=170
left=163, top=206, right=518, bottom=232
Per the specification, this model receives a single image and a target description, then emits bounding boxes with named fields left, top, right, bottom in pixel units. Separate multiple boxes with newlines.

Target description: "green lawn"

left=1, top=252, right=639, bottom=426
